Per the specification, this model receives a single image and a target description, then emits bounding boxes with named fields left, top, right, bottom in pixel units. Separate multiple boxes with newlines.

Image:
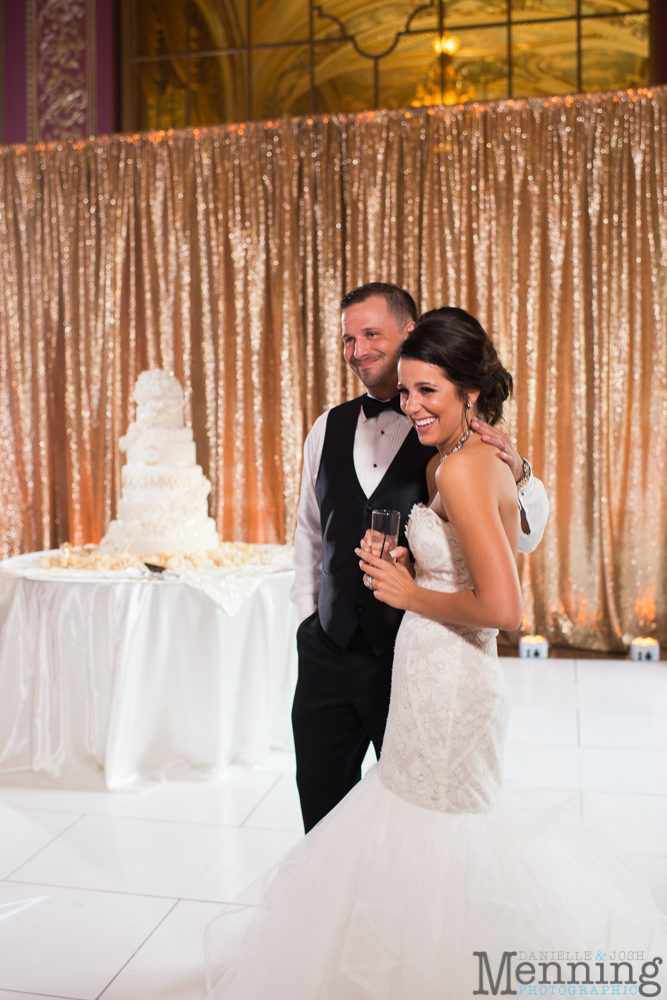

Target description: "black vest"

left=315, top=396, right=437, bottom=654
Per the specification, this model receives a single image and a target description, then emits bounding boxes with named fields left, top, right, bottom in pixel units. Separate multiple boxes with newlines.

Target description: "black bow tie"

left=361, top=394, right=404, bottom=419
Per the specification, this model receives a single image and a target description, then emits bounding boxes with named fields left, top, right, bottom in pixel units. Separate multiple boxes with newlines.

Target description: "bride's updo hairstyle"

left=398, top=307, right=513, bottom=426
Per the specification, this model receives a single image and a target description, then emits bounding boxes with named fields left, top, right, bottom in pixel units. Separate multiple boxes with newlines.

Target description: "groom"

left=290, top=282, right=549, bottom=832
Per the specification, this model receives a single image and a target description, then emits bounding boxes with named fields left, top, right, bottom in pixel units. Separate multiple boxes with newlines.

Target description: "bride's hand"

left=355, top=548, right=417, bottom=610
left=388, top=546, right=412, bottom=573
left=359, top=529, right=373, bottom=554
left=359, top=533, right=412, bottom=574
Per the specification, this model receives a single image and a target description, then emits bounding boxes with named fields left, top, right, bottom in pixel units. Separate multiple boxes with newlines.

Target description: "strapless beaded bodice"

left=407, top=503, right=474, bottom=593
left=378, top=504, right=510, bottom=814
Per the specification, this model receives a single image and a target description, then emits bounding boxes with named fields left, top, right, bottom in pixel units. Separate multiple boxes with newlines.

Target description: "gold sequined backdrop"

left=0, top=86, right=665, bottom=651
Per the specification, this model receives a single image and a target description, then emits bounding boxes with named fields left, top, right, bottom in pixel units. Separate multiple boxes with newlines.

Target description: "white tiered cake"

left=100, top=369, right=219, bottom=556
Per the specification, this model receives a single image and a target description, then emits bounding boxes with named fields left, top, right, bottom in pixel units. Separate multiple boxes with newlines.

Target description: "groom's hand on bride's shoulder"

left=470, top=417, right=523, bottom=482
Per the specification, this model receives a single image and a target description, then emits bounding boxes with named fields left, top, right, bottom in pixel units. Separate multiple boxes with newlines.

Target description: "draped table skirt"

left=0, top=553, right=298, bottom=789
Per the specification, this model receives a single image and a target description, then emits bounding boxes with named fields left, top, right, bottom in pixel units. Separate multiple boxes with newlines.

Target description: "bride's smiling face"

left=397, top=357, right=480, bottom=452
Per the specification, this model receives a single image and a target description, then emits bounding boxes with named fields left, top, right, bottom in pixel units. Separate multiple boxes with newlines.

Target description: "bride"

left=206, top=308, right=666, bottom=998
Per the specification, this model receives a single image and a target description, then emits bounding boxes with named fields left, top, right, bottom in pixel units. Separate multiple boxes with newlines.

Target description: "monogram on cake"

left=99, top=369, right=220, bottom=556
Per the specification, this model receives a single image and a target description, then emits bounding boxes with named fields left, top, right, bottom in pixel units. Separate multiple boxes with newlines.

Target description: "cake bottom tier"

left=100, top=515, right=220, bottom=556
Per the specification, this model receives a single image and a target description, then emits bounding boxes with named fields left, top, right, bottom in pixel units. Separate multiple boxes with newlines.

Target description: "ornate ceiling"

left=129, top=0, right=650, bottom=128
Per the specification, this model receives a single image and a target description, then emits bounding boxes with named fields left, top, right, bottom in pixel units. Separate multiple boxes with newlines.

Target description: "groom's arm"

left=516, top=473, right=549, bottom=553
left=289, top=411, right=329, bottom=623
left=471, top=417, right=549, bottom=553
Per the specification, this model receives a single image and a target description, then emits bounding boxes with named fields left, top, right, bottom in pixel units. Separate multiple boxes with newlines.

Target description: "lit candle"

left=519, top=635, right=549, bottom=659
left=629, top=637, right=660, bottom=661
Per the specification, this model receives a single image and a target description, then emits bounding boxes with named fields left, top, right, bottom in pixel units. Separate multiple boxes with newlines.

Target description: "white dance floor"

left=0, top=657, right=664, bottom=1000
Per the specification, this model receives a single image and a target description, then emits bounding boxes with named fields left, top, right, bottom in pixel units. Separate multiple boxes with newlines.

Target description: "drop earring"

left=466, top=399, right=473, bottom=409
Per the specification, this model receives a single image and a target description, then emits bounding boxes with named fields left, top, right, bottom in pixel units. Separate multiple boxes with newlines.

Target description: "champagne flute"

left=370, top=509, right=401, bottom=562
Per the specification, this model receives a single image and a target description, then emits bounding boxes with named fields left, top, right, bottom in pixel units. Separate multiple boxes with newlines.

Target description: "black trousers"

left=292, top=611, right=394, bottom=833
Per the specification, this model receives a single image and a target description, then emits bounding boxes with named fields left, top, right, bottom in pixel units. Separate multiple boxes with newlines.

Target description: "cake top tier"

left=134, top=369, right=184, bottom=428
left=120, top=370, right=187, bottom=452
left=134, top=369, right=183, bottom=407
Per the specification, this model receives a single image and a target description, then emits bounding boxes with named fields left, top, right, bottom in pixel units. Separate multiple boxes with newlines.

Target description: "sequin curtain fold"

left=0, top=88, right=665, bottom=650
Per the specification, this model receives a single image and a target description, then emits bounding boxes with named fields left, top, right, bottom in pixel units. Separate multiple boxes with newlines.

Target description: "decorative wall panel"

left=26, top=0, right=97, bottom=141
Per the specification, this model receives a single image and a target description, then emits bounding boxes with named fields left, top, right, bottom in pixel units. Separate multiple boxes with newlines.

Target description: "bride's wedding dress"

left=206, top=504, right=666, bottom=998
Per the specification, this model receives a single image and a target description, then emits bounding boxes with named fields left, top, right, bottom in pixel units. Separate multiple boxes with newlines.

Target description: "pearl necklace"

left=439, top=428, right=472, bottom=463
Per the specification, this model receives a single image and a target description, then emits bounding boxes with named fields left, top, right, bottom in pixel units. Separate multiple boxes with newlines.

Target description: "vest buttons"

left=355, top=605, right=365, bottom=615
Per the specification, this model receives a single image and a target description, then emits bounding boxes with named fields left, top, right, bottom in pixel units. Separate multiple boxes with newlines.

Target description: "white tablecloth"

left=0, top=553, right=299, bottom=789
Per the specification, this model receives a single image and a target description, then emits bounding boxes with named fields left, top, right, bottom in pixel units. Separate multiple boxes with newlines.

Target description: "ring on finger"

left=363, top=574, right=375, bottom=592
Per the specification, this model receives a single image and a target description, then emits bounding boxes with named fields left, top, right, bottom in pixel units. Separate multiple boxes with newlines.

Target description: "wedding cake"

left=100, top=369, right=219, bottom=556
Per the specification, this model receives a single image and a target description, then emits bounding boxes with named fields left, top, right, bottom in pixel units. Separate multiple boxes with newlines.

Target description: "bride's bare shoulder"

left=436, top=436, right=514, bottom=500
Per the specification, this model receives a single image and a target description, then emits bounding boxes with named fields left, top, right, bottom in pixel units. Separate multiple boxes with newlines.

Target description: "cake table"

left=0, top=550, right=298, bottom=789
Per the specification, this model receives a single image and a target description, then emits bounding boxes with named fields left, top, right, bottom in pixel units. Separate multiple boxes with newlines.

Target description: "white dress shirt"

left=290, top=404, right=550, bottom=623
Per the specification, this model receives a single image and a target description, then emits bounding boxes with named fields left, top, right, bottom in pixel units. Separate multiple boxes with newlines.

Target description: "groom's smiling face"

left=341, top=296, right=413, bottom=399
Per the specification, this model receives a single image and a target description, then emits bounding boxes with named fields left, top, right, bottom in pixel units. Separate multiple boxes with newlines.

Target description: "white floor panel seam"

left=3, top=814, right=86, bottom=880
left=237, top=774, right=285, bottom=828
left=581, top=790, right=667, bottom=798
left=575, top=719, right=584, bottom=814
left=95, top=899, right=180, bottom=1000
left=0, top=991, right=80, bottom=999
left=33, top=814, right=259, bottom=831
left=182, top=894, right=251, bottom=906
left=1, top=879, right=184, bottom=902
left=239, top=823, right=303, bottom=834
left=0, top=800, right=93, bottom=816
left=579, top=744, right=667, bottom=750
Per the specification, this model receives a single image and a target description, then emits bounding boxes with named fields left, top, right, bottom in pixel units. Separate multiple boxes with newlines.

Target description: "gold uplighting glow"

left=630, top=637, right=659, bottom=647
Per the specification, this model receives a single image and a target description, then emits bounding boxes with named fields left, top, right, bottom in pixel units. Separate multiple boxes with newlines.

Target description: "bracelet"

left=516, top=458, right=531, bottom=491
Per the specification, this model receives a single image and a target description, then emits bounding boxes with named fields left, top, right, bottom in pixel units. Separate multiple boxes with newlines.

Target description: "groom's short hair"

left=340, top=282, right=418, bottom=329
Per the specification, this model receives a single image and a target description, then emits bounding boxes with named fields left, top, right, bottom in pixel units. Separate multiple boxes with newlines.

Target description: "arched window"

left=120, top=0, right=652, bottom=130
